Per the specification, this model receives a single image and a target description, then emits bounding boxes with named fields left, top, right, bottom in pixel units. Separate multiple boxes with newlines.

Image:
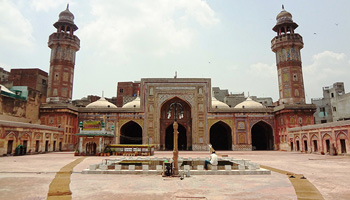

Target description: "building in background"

left=116, top=81, right=141, bottom=107
left=312, top=82, right=350, bottom=124
left=8, top=68, right=48, bottom=103
left=0, top=67, right=10, bottom=84
left=213, top=87, right=274, bottom=108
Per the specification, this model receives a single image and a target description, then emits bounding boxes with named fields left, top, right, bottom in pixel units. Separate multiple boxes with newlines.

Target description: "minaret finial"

left=102, top=91, right=104, bottom=98
left=67, top=3, right=69, bottom=10
left=282, top=4, right=284, bottom=10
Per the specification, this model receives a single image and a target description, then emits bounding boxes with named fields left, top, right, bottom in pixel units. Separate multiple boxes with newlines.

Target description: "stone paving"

left=0, top=151, right=349, bottom=200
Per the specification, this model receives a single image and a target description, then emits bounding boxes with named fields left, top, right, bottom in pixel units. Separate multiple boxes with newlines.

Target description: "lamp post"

left=167, top=102, right=183, bottom=176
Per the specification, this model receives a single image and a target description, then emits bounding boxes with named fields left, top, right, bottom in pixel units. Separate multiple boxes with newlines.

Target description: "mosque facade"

left=66, top=6, right=316, bottom=154
left=4, top=6, right=349, bottom=156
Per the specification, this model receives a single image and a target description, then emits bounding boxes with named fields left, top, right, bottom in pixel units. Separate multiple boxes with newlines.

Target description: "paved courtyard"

left=0, top=151, right=349, bottom=200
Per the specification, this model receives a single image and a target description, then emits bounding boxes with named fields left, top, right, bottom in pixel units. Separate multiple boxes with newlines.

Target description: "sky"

left=1, top=0, right=349, bottom=103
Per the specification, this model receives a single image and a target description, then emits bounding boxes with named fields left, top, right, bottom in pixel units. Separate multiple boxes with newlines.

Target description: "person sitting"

left=204, top=151, right=218, bottom=170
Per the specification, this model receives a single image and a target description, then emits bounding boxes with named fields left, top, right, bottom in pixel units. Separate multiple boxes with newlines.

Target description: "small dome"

left=272, top=6, right=298, bottom=33
left=86, top=97, right=117, bottom=108
left=58, top=5, right=75, bottom=24
left=234, top=97, right=264, bottom=109
left=275, top=6, right=295, bottom=26
left=53, top=4, right=78, bottom=31
left=212, top=97, right=230, bottom=109
left=276, top=10, right=292, bottom=21
left=122, top=97, right=140, bottom=109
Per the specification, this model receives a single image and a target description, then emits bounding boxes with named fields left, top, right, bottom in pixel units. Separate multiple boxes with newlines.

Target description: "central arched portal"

left=210, top=121, right=232, bottom=150
left=160, top=97, right=192, bottom=150
left=120, top=121, right=143, bottom=144
left=165, top=123, right=187, bottom=150
left=251, top=121, right=274, bottom=150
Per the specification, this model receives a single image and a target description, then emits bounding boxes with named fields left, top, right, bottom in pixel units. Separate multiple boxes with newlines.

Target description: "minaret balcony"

left=48, top=32, right=80, bottom=50
left=271, top=33, right=303, bottom=51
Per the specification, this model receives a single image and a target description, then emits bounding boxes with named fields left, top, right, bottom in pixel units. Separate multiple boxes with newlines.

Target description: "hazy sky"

left=1, top=0, right=349, bottom=103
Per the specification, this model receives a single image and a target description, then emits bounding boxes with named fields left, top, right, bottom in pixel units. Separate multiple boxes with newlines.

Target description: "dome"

left=275, top=6, right=296, bottom=27
left=86, top=97, right=117, bottom=108
left=53, top=4, right=78, bottom=31
left=276, top=9, right=293, bottom=22
left=212, top=97, right=230, bottom=109
left=58, top=5, right=75, bottom=24
left=234, top=97, right=264, bottom=109
left=122, top=97, right=140, bottom=109
left=273, top=5, right=298, bottom=32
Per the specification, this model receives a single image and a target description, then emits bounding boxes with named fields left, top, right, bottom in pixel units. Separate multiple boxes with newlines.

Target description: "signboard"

left=83, top=121, right=101, bottom=131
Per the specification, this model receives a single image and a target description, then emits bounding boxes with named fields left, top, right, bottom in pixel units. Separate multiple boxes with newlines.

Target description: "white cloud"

left=304, top=51, right=350, bottom=99
left=249, top=62, right=276, bottom=77
left=79, top=0, right=219, bottom=61
left=304, top=51, right=348, bottom=81
left=30, top=0, right=67, bottom=12
left=0, top=0, right=34, bottom=48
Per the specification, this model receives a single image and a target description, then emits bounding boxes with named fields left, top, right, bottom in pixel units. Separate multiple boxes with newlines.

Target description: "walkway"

left=0, top=151, right=349, bottom=199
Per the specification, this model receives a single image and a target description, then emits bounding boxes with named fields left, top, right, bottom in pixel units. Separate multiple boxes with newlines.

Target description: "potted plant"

left=104, top=148, right=111, bottom=156
left=74, top=149, right=79, bottom=156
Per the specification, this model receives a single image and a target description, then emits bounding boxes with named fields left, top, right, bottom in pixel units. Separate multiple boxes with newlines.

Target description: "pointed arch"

left=336, top=131, right=348, bottom=154
left=302, top=135, right=309, bottom=152
left=5, top=132, right=17, bottom=155
left=160, top=96, right=192, bottom=150
left=251, top=121, right=274, bottom=150
left=250, top=119, right=274, bottom=130
left=310, top=134, right=319, bottom=152
left=336, top=131, right=348, bottom=139
left=322, top=133, right=332, bottom=153
left=210, top=121, right=232, bottom=150
left=120, top=121, right=143, bottom=144
left=6, top=132, right=17, bottom=139
left=19, top=133, right=31, bottom=141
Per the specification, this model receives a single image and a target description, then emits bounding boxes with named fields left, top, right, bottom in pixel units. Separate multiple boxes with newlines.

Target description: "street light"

left=167, top=102, right=183, bottom=176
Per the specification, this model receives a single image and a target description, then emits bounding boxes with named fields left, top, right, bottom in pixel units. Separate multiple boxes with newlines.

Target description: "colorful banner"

left=83, top=121, right=101, bottom=131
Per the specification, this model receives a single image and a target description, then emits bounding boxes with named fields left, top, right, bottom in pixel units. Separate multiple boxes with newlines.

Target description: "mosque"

left=2, top=5, right=325, bottom=156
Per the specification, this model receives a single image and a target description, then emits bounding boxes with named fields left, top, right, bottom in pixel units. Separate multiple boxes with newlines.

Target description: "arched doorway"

left=165, top=123, right=187, bottom=150
left=85, top=142, right=97, bottom=155
left=120, top=121, right=143, bottom=144
left=160, top=97, right=192, bottom=150
left=251, top=121, right=274, bottom=150
left=210, top=121, right=232, bottom=150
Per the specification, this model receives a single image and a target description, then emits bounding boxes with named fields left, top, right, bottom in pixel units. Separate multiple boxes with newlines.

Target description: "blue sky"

left=1, top=0, right=349, bottom=103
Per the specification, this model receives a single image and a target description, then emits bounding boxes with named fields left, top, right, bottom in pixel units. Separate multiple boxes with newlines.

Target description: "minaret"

left=47, top=5, right=80, bottom=103
left=271, top=5, right=305, bottom=104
